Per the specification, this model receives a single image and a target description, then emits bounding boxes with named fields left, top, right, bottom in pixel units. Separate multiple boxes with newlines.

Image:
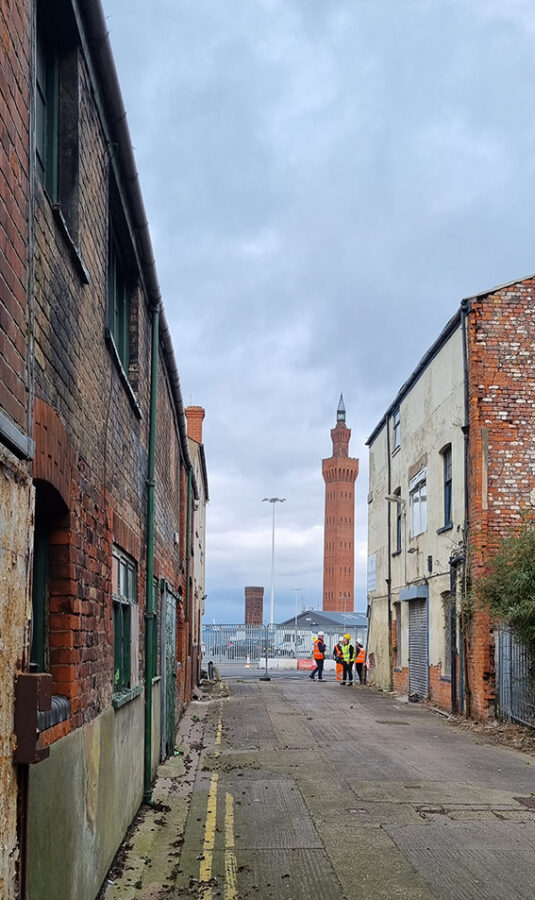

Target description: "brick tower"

left=245, top=586, right=264, bottom=624
left=322, top=395, right=359, bottom=612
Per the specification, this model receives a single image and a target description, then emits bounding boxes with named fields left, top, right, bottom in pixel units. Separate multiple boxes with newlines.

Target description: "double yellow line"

left=200, top=707, right=237, bottom=900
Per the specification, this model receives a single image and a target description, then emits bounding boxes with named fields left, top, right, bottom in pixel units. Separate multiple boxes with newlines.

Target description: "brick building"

left=245, top=586, right=264, bottom=624
left=322, top=395, right=359, bottom=612
left=0, top=2, right=206, bottom=898
left=186, top=406, right=209, bottom=687
left=366, top=277, right=535, bottom=721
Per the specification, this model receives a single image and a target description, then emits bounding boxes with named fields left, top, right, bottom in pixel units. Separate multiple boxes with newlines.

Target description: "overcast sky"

left=102, top=0, right=535, bottom=623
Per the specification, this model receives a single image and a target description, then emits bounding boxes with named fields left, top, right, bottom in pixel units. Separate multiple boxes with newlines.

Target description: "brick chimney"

left=185, top=406, right=205, bottom=444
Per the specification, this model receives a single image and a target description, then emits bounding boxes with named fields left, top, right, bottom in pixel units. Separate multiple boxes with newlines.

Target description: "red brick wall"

left=466, top=281, right=535, bottom=720
left=0, top=0, right=31, bottom=431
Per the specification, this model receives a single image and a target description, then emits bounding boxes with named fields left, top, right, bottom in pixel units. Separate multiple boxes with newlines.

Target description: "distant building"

left=186, top=407, right=209, bottom=688
left=279, top=609, right=368, bottom=648
left=322, top=395, right=359, bottom=612
left=245, top=586, right=264, bottom=624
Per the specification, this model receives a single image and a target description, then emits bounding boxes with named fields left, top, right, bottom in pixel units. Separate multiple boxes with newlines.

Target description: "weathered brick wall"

left=467, top=281, right=535, bottom=720
left=0, top=3, right=32, bottom=897
left=0, top=0, right=30, bottom=433
left=32, top=31, right=188, bottom=738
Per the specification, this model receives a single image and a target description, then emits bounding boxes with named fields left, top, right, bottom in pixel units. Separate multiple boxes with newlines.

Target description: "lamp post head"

left=262, top=497, right=286, bottom=503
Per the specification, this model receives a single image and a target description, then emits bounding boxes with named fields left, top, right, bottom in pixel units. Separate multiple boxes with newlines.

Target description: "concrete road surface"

left=101, top=676, right=535, bottom=900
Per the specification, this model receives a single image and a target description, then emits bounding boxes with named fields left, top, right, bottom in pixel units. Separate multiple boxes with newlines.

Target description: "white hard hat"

left=318, top=630, right=324, bottom=636
left=338, top=636, right=344, bottom=642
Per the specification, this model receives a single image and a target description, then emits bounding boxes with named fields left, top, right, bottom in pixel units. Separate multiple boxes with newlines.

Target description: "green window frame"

left=107, top=232, right=130, bottom=371
left=112, top=547, right=137, bottom=693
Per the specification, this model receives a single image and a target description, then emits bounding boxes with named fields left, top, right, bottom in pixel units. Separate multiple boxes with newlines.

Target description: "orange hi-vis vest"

left=356, top=646, right=365, bottom=664
left=313, top=639, right=324, bottom=660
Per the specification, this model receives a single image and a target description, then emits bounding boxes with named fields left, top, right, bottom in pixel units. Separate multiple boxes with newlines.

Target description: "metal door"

left=408, top=599, right=428, bottom=699
left=160, top=588, right=177, bottom=759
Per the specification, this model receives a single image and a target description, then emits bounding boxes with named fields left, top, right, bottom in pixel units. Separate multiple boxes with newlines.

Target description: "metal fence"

left=496, top=626, right=535, bottom=729
left=201, top=623, right=367, bottom=666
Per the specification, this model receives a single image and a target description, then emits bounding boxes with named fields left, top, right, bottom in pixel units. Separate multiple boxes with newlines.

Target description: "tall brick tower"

left=322, top=395, right=359, bottom=612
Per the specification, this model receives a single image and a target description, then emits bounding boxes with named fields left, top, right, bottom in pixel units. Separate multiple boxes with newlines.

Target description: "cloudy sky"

left=102, top=0, right=535, bottom=623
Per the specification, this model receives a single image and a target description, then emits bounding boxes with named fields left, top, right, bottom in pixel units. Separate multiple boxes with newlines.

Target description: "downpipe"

left=144, top=303, right=159, bottom=802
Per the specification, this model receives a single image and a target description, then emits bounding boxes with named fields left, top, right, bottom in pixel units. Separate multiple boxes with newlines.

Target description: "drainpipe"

left=460, top=299, right=471, bottom=716
left=144, top=302, right=159, bottom=803
left=386, top=416, right=393, bottom=691
left=186, top=469, right=192, bottom=621
left=185, top=468, right=192, bottom=691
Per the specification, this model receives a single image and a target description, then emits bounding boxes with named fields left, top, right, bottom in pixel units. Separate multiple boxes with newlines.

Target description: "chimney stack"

left=185, top=406, right=205, bottom=444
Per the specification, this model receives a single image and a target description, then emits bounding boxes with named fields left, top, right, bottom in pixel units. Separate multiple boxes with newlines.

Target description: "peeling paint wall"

left=0, top=448, right=33, bottom=900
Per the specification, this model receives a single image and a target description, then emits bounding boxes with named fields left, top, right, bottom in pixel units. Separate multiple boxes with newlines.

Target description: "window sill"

left=440, top=676, right=451, bottom=683
left=112, top=685, right=142, bottom=709
left=391, top=445, right=401, bottom=457
left=37, top=695, right=70, bottom=731
left=152, top=675, right=161, bottom=684
left=52, top=205, right=90, bottom=284
left=393, top=666, right=403, bottom=672
left=105, top=328, right=142, bottom=420
left=436, top=523, right=453, bottom=535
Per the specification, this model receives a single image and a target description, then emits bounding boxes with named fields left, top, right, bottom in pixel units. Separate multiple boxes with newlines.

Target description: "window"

left=393, top=488, right=402, bottom=553
left=112, top=547, right=138, bottom=693
left=442, top=445, right=452, bottom=527
left=107, top=176, right=138, bottom=385
left=36, top=0, right=80, bottom=235
left=393, top=407, right=401, bottom=450
left=108, top=231, right=130, bottom=371
left=409, top=469, right=427, bottom=536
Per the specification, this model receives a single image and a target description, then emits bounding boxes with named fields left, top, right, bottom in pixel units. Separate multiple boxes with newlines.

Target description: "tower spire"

left=337, top=393, right=346, bottom=423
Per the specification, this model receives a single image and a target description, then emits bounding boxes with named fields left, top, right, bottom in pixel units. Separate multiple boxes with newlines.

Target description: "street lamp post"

left=262, top=497, right=286, bottom=626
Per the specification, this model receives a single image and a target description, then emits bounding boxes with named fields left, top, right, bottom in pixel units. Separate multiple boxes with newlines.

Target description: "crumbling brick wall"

left=467, top=279, right=535, bottom=720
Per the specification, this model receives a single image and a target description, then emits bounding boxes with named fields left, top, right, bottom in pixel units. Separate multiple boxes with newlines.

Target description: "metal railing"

left=201, top=623, right=367, bottom=666
left=496, top=626, right=535, bottom=729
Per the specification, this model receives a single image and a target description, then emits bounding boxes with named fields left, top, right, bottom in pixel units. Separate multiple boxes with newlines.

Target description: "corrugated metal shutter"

left=408, top=599, right=428, bottom=699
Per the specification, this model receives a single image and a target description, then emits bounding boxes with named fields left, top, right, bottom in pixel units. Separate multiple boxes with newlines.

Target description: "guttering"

left=78, top=0, right=195, bottom=483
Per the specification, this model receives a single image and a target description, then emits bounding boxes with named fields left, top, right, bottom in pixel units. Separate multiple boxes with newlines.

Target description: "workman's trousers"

left=341, top=661, right=353, bottom=684
left=335, top=662, right=343, bottom=682
left=355, top=662, right=364, bottom=683
left=310, top=658, right=324, bottom=680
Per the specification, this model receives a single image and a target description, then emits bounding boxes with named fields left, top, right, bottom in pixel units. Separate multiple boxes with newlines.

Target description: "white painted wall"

left=367, top=324, right=465, bottom=691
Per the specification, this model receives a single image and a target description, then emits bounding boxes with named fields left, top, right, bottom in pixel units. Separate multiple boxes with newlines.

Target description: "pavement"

left=99, top=673, right=535, bottom=900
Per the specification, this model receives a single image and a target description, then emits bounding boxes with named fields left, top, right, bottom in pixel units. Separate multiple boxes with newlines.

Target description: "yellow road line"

left=200, top=772, right=219, bottom=897
left=224, top=792, right=237, bottom=900
left=215, top=706, right=223, bottom=746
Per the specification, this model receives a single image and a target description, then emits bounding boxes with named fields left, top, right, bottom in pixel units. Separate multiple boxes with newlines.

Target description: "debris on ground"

left=445, top=715, right=535, bottom=756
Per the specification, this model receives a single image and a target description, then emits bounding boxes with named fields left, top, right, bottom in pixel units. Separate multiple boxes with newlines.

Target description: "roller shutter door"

left=408, top=598, right=428, bottom=699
